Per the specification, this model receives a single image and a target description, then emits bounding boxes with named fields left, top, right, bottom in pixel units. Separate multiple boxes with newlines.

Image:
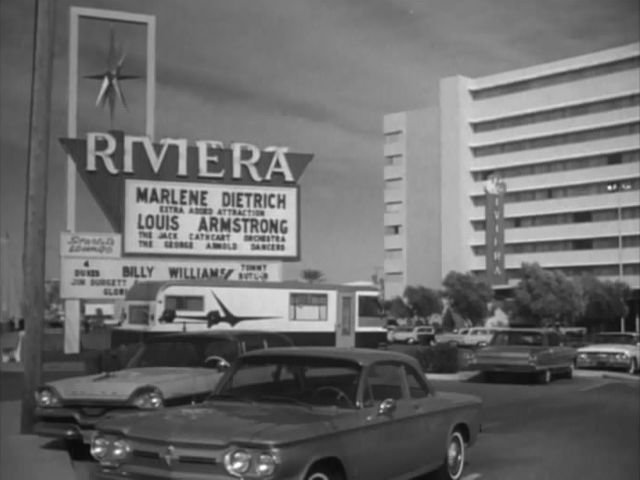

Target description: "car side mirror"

left=377, top=398, right=396, bottom=416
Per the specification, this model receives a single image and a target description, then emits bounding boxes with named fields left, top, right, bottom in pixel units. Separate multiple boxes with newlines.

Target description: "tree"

left=300, top=269, right=325, bottom=284
left=382, top=296, right=411, bottom=320
left=442, top=271, right=493, bottom=325
left=579, top=274, right=630, bottom=331
left=512, top=263, right=584, bottom=326
left=403, top=285, right=443, bottom=319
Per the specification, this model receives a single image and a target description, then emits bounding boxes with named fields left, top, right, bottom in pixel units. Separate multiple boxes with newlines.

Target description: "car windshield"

left=593, top=334, right=637, bottom=345
left=211, top=355, right=362, bottom=409
left=491, top=331, right=544, bottom=346
left=127, top=338, right=238, bottom=368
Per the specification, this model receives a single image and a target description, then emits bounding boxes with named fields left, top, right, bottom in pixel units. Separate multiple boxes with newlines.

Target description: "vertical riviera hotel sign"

left=484, top=175, right=507, bottom=285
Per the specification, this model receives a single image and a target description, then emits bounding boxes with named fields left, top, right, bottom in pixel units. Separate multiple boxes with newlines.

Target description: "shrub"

left=386, top=343, right=460, bottom=373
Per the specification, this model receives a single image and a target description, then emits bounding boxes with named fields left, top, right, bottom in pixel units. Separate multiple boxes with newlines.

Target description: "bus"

left=114, top=279, right=386, bottom=348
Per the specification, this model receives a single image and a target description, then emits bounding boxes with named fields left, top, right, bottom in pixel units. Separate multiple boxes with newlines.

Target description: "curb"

left=573, top=369, right=640, bottom=382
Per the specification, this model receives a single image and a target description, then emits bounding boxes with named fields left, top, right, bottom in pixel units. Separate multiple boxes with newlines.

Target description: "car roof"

left=144, top=330, right=291, bottom=343
left=241, top=346, right=417, bottom=366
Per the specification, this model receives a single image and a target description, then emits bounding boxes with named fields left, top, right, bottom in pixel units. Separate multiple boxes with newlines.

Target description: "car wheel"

left=564, top=362, right=574, bottom=379
left=538, top=369, right=552, bottom=384
left=305, top=464, right=345, bottom=480
left=435, top=430, right=466, bottom=480
left=628, top=358, right=638, bottom=375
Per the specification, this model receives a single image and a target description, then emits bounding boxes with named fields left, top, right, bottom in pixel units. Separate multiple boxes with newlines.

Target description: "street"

left=3, top=369, right=637, bottom=480
left=429, top=376, right=640, bottom=480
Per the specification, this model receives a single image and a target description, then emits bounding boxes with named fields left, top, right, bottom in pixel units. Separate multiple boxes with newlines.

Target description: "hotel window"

left=472, top=149, right=640, bottom=181
left=623, top=236, right=640, bottom=248
left=289, top=293, right=328, bottom=321
left=572, top=239, right=593, bottom=250
left=385, top=178, right=403, bottom=190
left=471, top=93, right=640, bottom=132
left=607, top=153, right=623, bottom=165
left=385, top=131, right=403, bottom=144
left=471, top=123, right=640, bottom=157
left=384, top=202, right=402, bottom=213
left=385, top=154, right=403, bottom=166
left=470, top=56, right=640, bottom=99
left=573, top=211, right=593, bottom=223
left=623, top=264, right=640, bottom=275
left=384, top=249, right=403, bottom=261
left=385, top=225, right=402, bottom=235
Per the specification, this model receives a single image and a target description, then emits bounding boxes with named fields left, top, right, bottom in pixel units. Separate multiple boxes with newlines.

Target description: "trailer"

left=114, top=279, right=386, bottom=348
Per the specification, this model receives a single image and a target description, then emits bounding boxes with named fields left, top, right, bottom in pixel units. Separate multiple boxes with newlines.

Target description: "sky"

left=1, top=0, right=639, bottom=298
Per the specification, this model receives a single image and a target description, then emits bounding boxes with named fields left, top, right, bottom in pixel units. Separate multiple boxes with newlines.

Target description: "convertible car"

left=90, top=347, right=482, bottom=480
left=33, top=330, right=292, bottom=449
left=576, top=332, right=640, bottom=374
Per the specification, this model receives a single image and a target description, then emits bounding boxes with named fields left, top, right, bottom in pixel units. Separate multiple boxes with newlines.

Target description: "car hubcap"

left=307, top=473, right=330, bottom=480
left=447, top=434, right=464, bottom=478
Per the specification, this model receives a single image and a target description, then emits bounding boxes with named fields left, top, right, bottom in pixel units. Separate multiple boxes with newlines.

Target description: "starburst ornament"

left=85, top=27, right=140, bottom=128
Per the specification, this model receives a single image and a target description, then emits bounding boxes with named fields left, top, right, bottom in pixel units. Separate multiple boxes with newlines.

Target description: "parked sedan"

left=33, top=330, right=292, bottom=449
left=437, top=328, right=498, bottom=348
left=388, top=325, right=436, bottom=345
left=468, top=328, right=576, bottom=384
left=90, top=347, right=482, bottom=480
left=576, top=332, right=640, bottom=374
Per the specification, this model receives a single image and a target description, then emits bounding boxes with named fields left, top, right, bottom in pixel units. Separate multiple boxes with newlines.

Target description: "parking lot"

left=2, top=367, right=637, bottom=480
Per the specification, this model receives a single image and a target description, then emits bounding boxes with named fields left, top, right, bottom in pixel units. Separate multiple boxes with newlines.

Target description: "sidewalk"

left=0, top=400, right=77, bottom=480
left=426, top=369, right=640, bottom=382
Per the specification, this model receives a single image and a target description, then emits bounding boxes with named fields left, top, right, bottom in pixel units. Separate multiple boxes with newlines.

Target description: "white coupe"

left=576, top=332, right=640, bottom=374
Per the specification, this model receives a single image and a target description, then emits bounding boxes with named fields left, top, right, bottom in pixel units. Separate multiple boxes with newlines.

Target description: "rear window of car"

left=491, top=331, right=544, bottom=346
left=264, top=334, right=293, bottom=348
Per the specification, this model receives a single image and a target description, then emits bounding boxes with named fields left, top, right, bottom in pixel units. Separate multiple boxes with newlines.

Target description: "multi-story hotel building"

left=383, top=43, right=640, bottom=300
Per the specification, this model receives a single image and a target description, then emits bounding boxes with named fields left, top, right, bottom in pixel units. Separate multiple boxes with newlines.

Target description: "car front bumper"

left=34, top=406, right=135, bottom=444
left=576, top=356, right=633, bottom=370
left=471, top=362, right=542, bottom=373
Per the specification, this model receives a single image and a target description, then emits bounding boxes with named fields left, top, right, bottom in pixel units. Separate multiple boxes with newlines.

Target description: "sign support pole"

left=64, top=8, right=156, bottom=353
left=21, top=0, right=56, bottom=434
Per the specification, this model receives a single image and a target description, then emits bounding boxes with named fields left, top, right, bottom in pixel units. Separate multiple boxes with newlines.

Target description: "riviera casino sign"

left=60, top=131, right=313, bottom=259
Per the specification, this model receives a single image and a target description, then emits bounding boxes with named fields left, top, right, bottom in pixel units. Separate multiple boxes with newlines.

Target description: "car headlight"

left=224, top=449, right=279, bottom=477
left=577, top=353, right=587, bottom=360
left=35, top=387, right=61, bottom=408
left=129, top=387, right=164, bottom=409
left=615, top=352, right=629, bottom=360
left=90, top=434, right=131, bottom=467
left=255, top=453, right=277, bottom=476
left=225, top=449, right=252, bottom=475
left=90, top=435, right=111, bottom=460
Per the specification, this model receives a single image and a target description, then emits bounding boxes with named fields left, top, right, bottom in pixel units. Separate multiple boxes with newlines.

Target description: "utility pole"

left=21, top=0, right=56, bottom=434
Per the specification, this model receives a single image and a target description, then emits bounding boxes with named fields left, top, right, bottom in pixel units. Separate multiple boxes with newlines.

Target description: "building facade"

left=383, top=43, right=640, bottom=299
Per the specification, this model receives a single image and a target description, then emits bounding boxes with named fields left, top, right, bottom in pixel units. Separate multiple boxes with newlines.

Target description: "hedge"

left=385, top=343, right=462, bottom=373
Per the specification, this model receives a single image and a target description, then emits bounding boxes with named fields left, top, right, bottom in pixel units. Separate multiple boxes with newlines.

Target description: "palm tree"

left=301, top=269, right=325, bottom=284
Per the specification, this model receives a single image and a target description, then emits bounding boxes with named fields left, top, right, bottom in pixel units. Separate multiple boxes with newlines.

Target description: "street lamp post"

left=607, top=181, right=632, bottom=333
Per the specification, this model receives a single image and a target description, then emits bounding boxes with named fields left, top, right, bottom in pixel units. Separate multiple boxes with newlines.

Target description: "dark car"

left=469, top=328, right=576, bottom=384
left=33, top=330, right=293, bottom=450
left=90, top=347, right=482, bottom=480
